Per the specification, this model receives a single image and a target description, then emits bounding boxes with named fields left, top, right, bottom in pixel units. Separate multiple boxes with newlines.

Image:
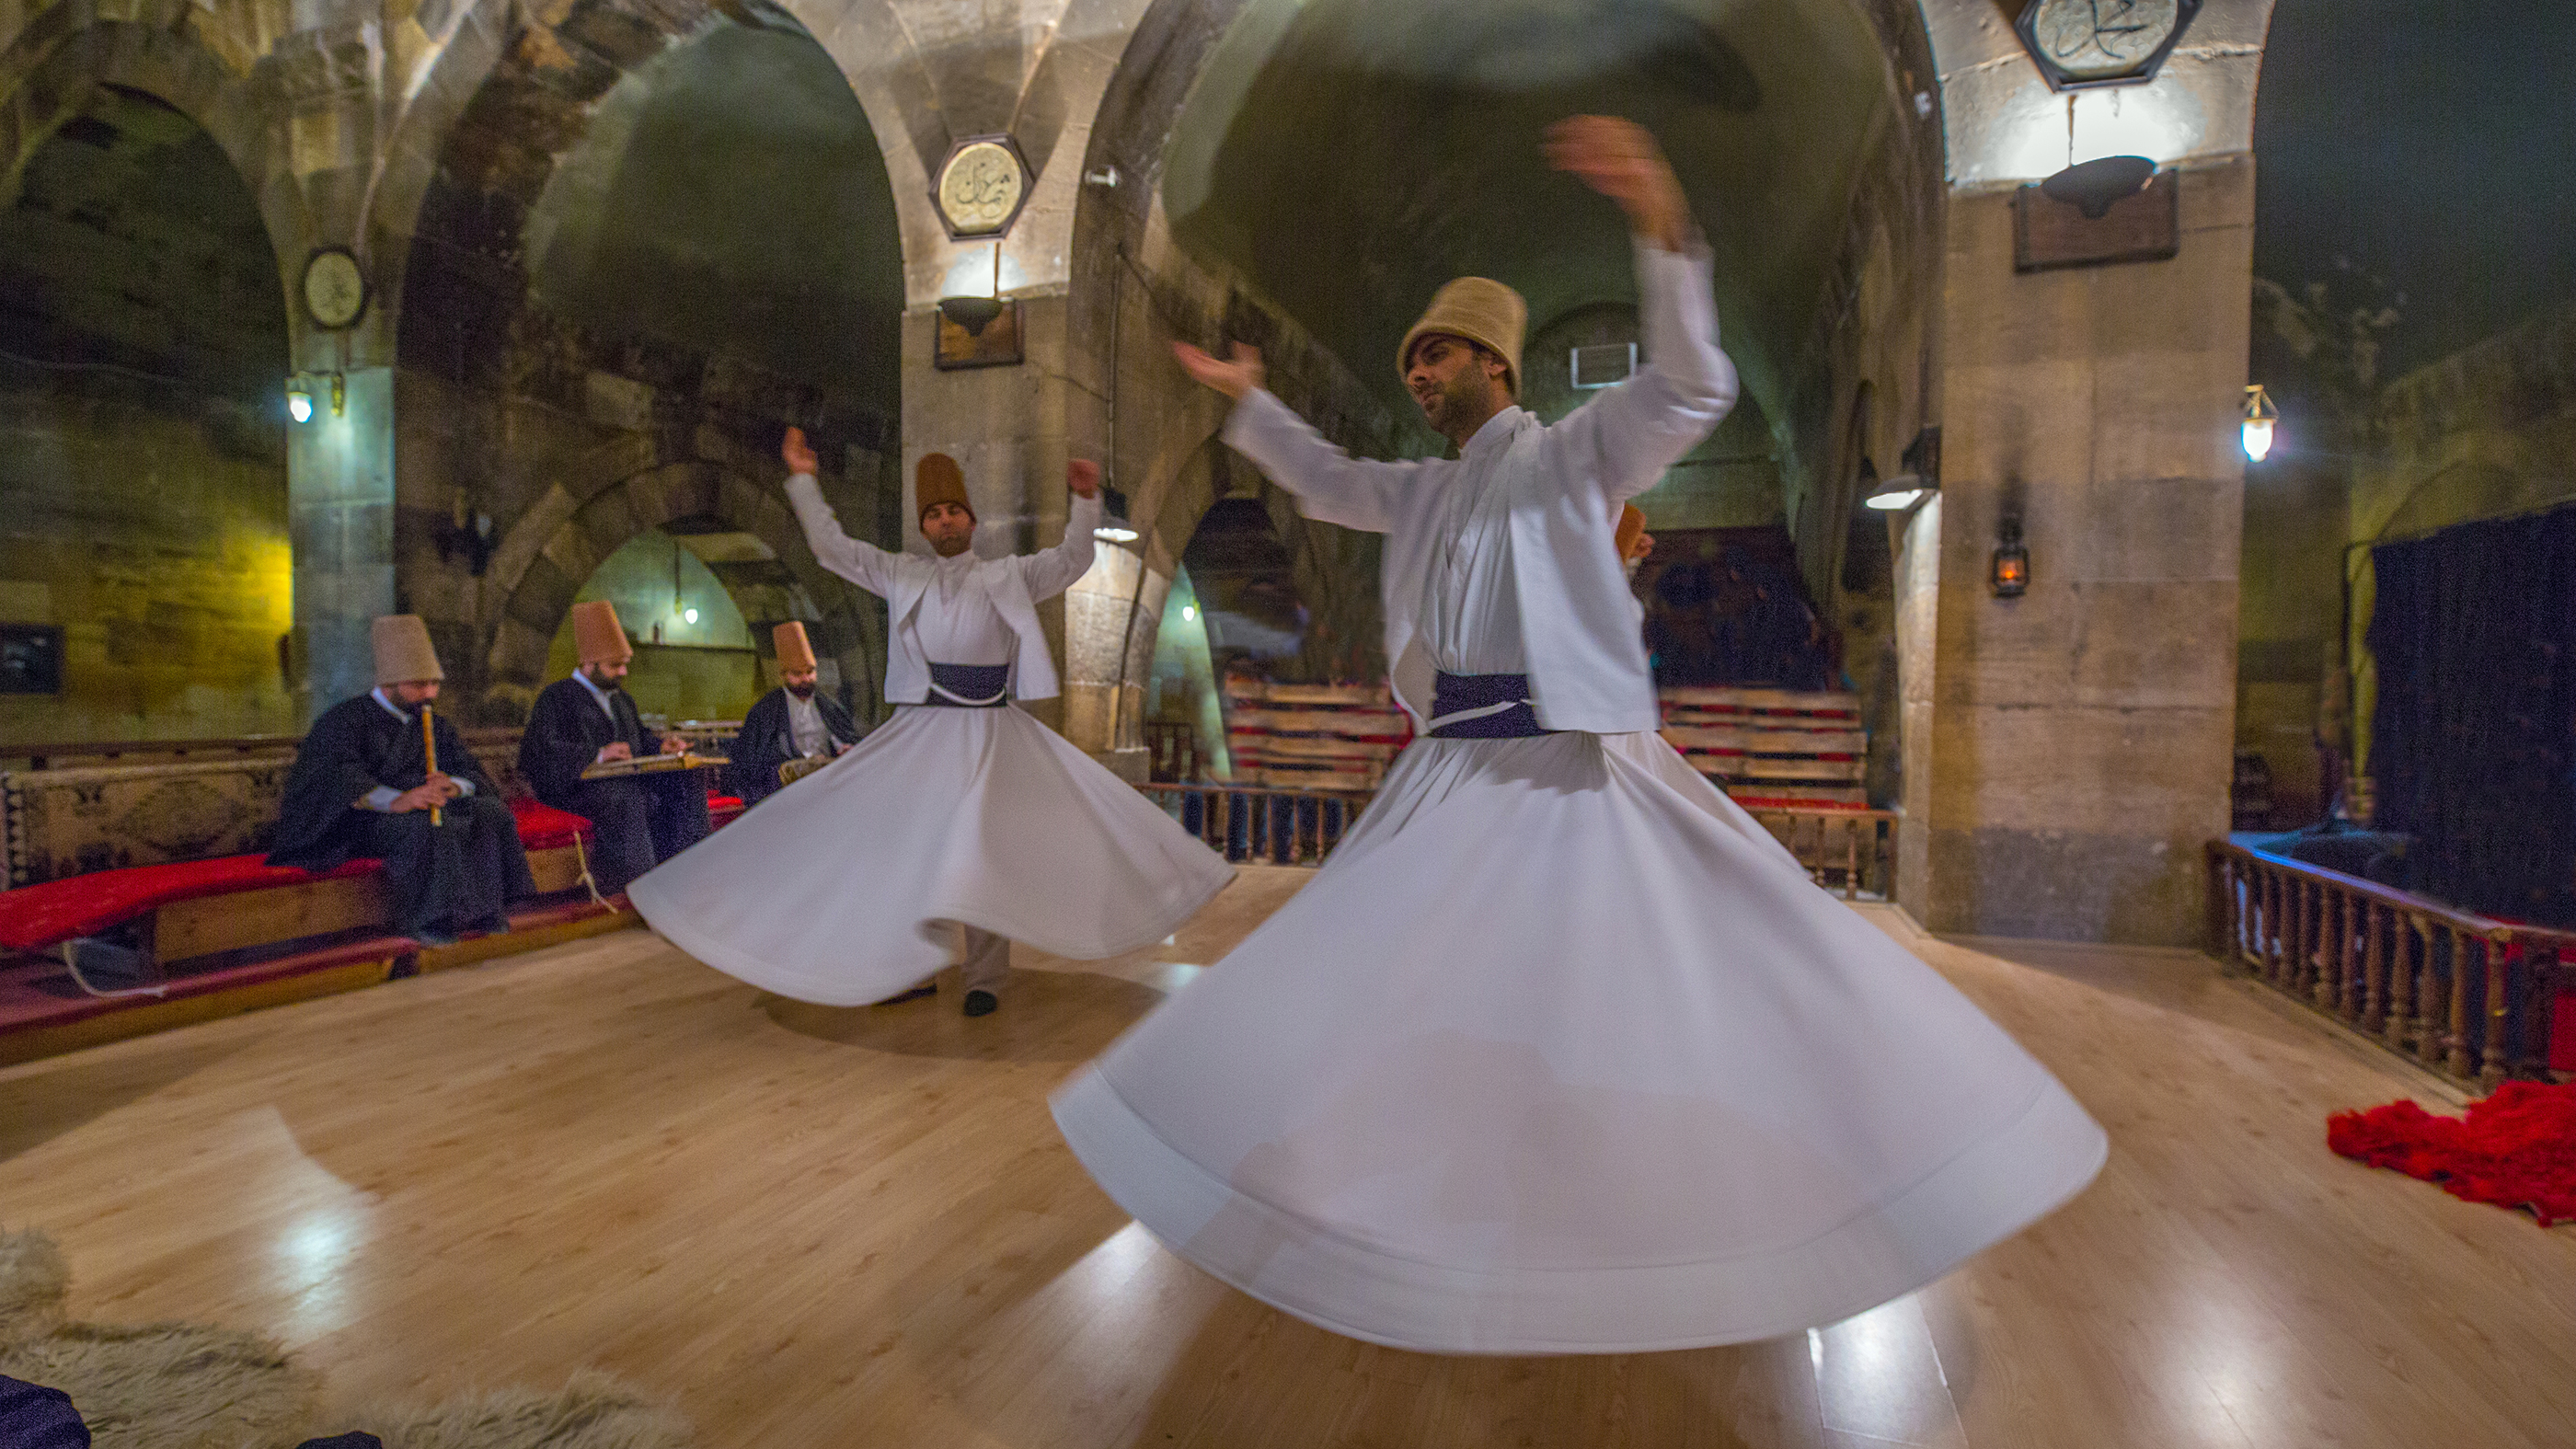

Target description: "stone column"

left=1898, top=160, right=2250, bottom=945
left=287, top=366, right=397, bottom=719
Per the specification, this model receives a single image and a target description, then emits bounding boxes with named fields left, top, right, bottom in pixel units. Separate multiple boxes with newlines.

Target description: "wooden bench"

left=0, top=730, right=743, bottom=984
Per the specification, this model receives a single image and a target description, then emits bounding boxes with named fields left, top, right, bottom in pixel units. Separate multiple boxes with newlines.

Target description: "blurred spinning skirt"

left=629, top=704, right=1236, bottom=1006
left=1052, top=730, right=2107, bottom=1354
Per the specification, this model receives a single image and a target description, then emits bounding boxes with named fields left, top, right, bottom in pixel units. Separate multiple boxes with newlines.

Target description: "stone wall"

left=0, top=385, right=297, bottom=743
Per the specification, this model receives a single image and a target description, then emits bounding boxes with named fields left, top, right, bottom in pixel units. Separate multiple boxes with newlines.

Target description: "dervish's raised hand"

left=782, top=425, right=820, bottom=477
left=1172, top=340, right=1266, bottom=400
left=1544, top=115, right=1690, bottom=252
left=1068, top=457, right=1101, bottom=499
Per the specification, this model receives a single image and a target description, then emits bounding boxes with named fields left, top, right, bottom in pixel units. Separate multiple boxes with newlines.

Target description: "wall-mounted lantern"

left=283, top=372, right=345, bottom=422
left=1993, top=514, right=2030, bottom=598
left=2242, top=384, right=2280, bottom=462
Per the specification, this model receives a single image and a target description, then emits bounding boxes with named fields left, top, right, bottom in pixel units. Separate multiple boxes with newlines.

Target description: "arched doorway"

left=1064, top=0, right=1942, bottom=763
left=0, top=81, right=294, bottom=743
left=386, top=0, right=906, bottom=725
left=476, top=441, right=875, bottom=726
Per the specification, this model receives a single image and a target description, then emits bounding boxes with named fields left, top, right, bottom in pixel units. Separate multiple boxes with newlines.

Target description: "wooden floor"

left=3, top=868, right=2572, bottom=1448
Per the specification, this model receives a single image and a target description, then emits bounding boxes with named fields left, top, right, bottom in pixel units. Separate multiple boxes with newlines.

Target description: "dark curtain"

left=2369, top=506, right=2576, bottom=922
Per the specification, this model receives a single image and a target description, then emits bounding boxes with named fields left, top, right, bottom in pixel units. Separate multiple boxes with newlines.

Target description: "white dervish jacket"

left=784, top=479, right=1099, bottom=703
left=1221, top=236, right=1739, bottom=736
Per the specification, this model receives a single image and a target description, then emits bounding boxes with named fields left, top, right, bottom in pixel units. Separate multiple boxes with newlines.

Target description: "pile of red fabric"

left=2328, top=1081, right=2576, bottom=1225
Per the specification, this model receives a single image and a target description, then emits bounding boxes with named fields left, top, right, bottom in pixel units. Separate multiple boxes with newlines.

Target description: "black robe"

left=518, top=675, right=710, bottom=896
left=725, top=686, right=858, bottom=803
left=268, top=694, right=535, bottom=937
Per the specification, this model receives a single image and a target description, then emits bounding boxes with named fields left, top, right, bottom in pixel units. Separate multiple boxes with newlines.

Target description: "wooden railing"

left=1139, top=783, right=1373, bottom=867
left=2208, top=841, right=2571, bottom=1088
left=1742, top=806, right=1895, bottom=900
left=1142, top=778, right=1897, bottom=898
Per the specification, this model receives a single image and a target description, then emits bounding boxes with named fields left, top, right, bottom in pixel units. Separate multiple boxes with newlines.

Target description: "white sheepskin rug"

left=0, top=1227, right=696, bottom=1449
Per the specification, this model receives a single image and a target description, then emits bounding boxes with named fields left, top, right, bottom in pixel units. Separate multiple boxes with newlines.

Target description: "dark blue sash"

left=1427, top=672, right=1553, bottom=739
left=924, top=661, right=1009, bottom=707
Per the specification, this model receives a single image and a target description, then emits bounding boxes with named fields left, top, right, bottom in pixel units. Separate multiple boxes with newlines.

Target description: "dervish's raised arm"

left=1017, top=459, right=1106, bottom=601
left=1176, top=343, right=1424, bottom=535
left=1543, top=115, right=1737, bottom=509
left=779, top=426, right=900, bottom=599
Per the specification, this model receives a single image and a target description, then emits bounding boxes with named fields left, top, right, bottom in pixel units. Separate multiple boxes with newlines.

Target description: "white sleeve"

left=1221, top=389, right=1423, bottom=534
left=1018, top=493, right=1102, bottom=602
left=784, top=474, right=900, bottom=598
left=1550, top=235, right=1741, bottom=508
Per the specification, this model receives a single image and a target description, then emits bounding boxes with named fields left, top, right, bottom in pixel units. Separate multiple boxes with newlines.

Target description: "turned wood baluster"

left=2360, top=902, right=2387, bottom=1032
left=2480, top=932, right=2515, bottom=1089
left=2329, top=885, right=2350, bottom=1008
left=2414, top=916, right=2448, bottom=1069
left=2272, top=870, right=2294, bottom=990
left=2264, top=868, right=2288, bottom=985
left=2383, top=912, right=2416, bottom=1051
left=2516, top=945, right=2560, bottom=1082
left=2446, top=930, right=2481, bottom=1079
left=2294, top=877, right=2317, bottom=997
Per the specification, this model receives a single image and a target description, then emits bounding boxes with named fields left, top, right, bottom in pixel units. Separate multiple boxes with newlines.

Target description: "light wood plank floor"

left=4, top=868, right=2572, bottom=1448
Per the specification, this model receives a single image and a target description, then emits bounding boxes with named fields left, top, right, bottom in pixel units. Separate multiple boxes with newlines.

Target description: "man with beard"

left=1050, top=114, right=2106, bottom=1355
left=517, top=600, right=710, bottom=898
left=268, top=615, right=535, bottom=942
left=725, top=621, right=858, bottom=806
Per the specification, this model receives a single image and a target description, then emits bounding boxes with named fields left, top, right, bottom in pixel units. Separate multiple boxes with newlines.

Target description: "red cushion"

left=509, top=798, right=593, bottom=851
left=0, top=857, right=381, bottom=953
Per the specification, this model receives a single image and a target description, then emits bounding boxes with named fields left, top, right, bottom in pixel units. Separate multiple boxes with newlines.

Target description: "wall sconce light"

left=2242, top=384, right=2280, bottom=462
left=1992, top=514, right=2030, bottom=598
left=285, top=372, right=348, bottom=422
left=1863, top=427, right=1942, bottom=512
left=1180, top=604, right=1198, bottom=623
left=2041, top=155, right=2155, bottom=220
left=937, top=243, right=1006, bottom=337
left=1093, top=485, right=1140, bottom=545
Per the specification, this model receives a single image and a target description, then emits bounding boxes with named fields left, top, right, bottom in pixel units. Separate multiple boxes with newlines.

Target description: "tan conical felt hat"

left=1398, top=277, right=1527, bottom=397
left=773, top=620, right=818, bottom=673
left=915, top=453, right=972, bottom=522
left=1616, top=504, right=1649, bottom=561
left=372, top=615, right=443, bottom=685
left=570, top=600, right=633, bottom=666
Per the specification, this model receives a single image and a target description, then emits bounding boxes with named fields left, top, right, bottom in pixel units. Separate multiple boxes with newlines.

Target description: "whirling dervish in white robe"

left=1050, top=116, right=2107, bottom=1353
left=627, top=447, right=1235, bottom=1015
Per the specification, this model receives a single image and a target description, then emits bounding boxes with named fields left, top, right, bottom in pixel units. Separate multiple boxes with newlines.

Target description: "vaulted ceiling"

left=1162, top=0, right=1896, bottom=442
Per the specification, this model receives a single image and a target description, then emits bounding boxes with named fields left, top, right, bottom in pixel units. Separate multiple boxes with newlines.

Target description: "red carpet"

left=2329, top=1082, right=2576, bottom=1225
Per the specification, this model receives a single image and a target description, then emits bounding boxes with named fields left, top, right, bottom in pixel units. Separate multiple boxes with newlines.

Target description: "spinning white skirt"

left=628, top=705, right=1235, bottom=1005
left=1051, top=730, right=2107, bottom=1354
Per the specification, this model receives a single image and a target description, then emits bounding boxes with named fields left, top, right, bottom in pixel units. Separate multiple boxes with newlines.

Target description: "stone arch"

left=0, top=10, right=315, bottom=354
left=475, top=431, right=883, bottom=726
left=365, top=0, right=942, bottom=340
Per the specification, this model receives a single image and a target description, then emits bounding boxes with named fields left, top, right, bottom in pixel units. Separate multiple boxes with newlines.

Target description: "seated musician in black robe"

left=267, top=615, right=535, bottom=943
left=516, top=600, right=710, bottom=897
left=725, top=621, right=858, bottom=806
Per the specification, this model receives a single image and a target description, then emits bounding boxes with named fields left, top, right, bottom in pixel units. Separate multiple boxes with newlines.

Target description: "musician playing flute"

left=268, top=615, right=535, bottom=944
left=517, top=600, right=710, bottom=899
